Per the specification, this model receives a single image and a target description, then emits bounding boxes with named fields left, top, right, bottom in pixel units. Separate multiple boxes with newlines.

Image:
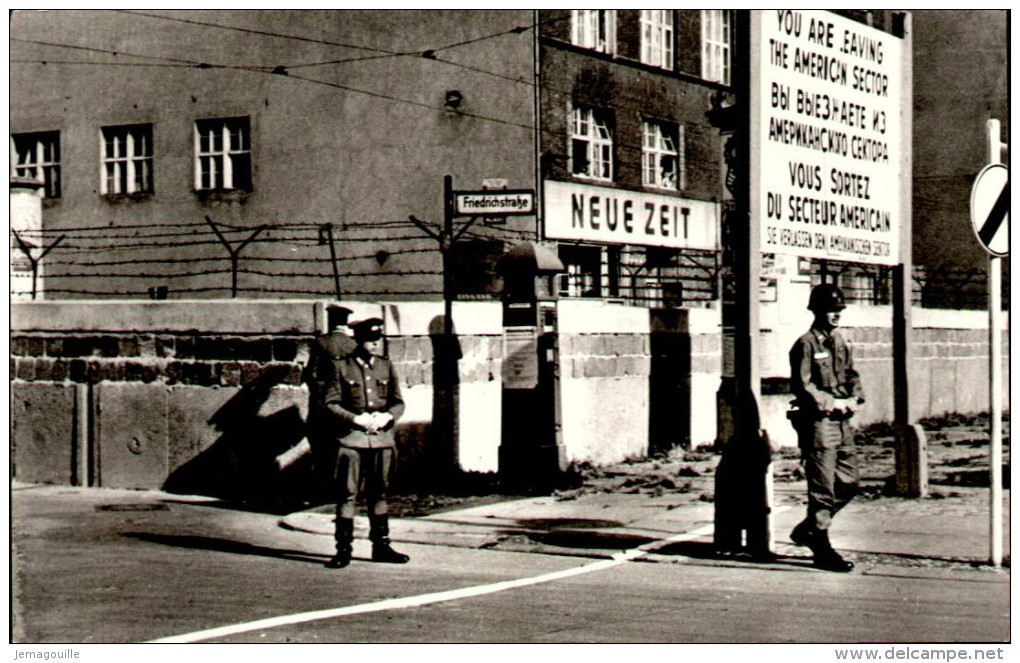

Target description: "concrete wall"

left=10, top=298, right=1009, bottom=490
left=683, top=307, right=724, bottom=448
left=556, top=300, right=650, bottom=465
left=10, top=299, right=503, bottom=495
left=760, top=305, right=1011, bottom=448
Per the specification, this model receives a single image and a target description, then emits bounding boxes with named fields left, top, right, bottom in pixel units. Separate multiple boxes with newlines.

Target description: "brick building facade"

left=10, top=9, right=739, bottom=305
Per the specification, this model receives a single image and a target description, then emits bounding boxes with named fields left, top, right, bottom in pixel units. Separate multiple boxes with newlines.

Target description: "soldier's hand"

left=353, top=412, right=374, bottom=431
left=373, top=412, right=394, bottom=431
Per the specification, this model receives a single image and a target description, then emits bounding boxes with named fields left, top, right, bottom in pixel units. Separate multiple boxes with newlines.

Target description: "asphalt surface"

left=11, top=470, right=1010, bottom=644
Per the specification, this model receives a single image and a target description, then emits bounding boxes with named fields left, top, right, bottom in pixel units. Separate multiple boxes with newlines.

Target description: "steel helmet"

left=808, top=283, right=846, bottom=312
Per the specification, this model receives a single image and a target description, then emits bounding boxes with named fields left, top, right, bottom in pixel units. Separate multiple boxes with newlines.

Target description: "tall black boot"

left=369, top=515, right=409, bottom=564
left=790, top=519, right=816, bottom=547
left=810, top=529, right=854, bottom=573
left=326, top=517, right=354, bottom=568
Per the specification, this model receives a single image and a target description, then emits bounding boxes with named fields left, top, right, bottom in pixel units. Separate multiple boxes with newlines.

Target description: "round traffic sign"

left=970, top=163, right=1009, bottom=256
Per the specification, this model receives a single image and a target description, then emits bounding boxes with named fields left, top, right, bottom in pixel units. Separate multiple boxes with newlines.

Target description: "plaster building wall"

left=911, top=10, right=1009, bottom=284
left=9, top=9, right=538, bottom=300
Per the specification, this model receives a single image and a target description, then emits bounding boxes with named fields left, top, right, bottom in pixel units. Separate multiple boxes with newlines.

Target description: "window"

left=195, top=117, right=251, bottom=191
left=11, top=131, right=61, bottom=199
left=702, top=10, right=732, bottom=85
left=571, top=106, right=613, bottom=181
left=101, top=125, right=153, bottom=195
left=642, top=120, right=683, bottom=190
left=572, top=10, right=616, bottom=55
left=640, top=10, right=673, bottom=70
left=558, top=245, right=602, bottom=298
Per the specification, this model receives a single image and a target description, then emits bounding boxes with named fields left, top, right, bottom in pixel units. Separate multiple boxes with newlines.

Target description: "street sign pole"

left=985, top=119, right=1003, bottom=568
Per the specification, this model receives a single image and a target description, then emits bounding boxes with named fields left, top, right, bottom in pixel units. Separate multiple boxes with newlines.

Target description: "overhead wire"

left=12, top=10, right=726, bottom=157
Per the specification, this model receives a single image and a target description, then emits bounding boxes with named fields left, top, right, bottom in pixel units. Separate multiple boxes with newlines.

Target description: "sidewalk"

left=280, top=476, right=1011, bottom=572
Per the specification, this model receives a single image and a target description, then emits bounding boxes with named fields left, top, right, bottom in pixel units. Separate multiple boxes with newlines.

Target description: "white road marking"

left=148, top=507, right=791, bottom=643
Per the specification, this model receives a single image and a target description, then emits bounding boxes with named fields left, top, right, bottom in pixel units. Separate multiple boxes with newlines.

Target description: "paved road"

left=12, top=485, right=1009, bottom=644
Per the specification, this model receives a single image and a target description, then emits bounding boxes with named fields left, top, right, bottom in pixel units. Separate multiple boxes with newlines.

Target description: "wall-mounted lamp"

left=445, top=90, right=463, bottom=110
left=375, top=250, right=390, bottom=266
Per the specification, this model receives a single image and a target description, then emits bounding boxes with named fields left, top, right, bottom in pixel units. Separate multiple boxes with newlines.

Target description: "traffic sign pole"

left=986, top=119, right=1003, bottom=568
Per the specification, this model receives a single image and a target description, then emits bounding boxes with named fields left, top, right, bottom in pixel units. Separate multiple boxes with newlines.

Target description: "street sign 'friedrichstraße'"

left=753, top=10, right=903, bottom=266
left=454, top=190, right=535, bottom=216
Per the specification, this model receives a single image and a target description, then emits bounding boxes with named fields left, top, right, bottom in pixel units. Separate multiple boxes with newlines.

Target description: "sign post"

left=970, top=119, right=1008, bottom=567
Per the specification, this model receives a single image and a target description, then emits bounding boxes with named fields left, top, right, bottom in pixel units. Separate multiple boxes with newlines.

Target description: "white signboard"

left=454, top=190, right=534, bottom=216
left=543, top=180, right=719, bottom=250
left=754, top=10, right=903, bottom=266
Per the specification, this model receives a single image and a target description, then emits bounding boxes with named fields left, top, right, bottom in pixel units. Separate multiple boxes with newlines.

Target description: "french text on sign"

left=756, top=9, right=901, bottom=266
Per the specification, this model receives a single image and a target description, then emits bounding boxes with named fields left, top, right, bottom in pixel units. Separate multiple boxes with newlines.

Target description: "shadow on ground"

left=124, top=532, right=330, bottom=565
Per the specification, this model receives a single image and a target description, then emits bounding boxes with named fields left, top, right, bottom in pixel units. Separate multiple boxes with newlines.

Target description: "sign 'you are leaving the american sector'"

left=756, top=10, right=903, bottom=266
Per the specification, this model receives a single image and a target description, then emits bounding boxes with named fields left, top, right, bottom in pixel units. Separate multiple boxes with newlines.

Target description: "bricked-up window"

left=195, top=117, right=251, bottom=191
left=101, top=125, right=153, bottom=195
left=642, top=120, right=683, bottom=190
left=11, top=131, right=61, bottom=199
left=572, top=9, right=616, bottom=55
left=571, top=106, right=613, bottom=181
left=701, top=9, right=732, bottom=85
left=640, top=10, right=673, bottom=70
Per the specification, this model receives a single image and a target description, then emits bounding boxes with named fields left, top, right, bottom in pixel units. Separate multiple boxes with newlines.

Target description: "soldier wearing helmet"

left=788, top=283, right=865, bottom=572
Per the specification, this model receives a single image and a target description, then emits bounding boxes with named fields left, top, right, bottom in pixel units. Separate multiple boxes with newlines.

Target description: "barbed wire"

left=11, top=221, right=1005, bottom=308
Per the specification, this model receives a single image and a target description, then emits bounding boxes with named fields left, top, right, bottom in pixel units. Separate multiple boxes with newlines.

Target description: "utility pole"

left=710, top=10, right=772, bottom=558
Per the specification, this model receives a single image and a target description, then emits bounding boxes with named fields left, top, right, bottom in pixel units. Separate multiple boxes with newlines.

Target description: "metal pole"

left=325, top=223, right=342, bottom=301
left=443, top=174, right=454, bottom=339
left=988, top=254, right=1002, bottom=567
left=986, top=118, right=1003, bottom=568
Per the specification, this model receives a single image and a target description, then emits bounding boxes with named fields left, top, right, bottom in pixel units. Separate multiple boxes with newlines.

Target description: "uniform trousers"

left=800, top=418, right=859, bottom=531
left=334, top=446, right=393, bottom=522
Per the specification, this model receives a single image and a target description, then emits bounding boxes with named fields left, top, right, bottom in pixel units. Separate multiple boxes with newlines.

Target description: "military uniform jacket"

left=789, top=326, right=864, bottom=418
left=322, top=353, right=405, bottom=449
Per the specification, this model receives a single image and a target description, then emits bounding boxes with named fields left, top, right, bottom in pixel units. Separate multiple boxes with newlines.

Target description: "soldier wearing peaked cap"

left=301, top=305, right=358, bottom=494
left=320, top=314, right=408, bottom=568
left=788, top=284, right=864, bottom=573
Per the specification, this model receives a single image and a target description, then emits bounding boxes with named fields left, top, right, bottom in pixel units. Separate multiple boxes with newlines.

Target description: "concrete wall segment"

left=12, top=300, right=320, bottom=334
left=11, top=382, right=78, bottom=485
left=556, top=300, right=650, bottom=334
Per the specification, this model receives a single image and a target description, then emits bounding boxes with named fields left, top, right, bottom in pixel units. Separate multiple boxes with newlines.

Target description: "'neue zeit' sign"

left=544, top=180, right=718, bottom=251
left=753, top=10, right=903, bottom=266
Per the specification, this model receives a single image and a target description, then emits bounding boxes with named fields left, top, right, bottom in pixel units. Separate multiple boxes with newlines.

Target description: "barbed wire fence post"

left=12, top=230, right=64, bottom=300
left=317, top=223, right=343, bottom=301
left=206, top=215, right=265, bottom=298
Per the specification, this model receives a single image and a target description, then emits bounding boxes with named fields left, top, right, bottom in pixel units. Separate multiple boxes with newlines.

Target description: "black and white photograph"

left=8, top=7, right=1011, bottom=655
